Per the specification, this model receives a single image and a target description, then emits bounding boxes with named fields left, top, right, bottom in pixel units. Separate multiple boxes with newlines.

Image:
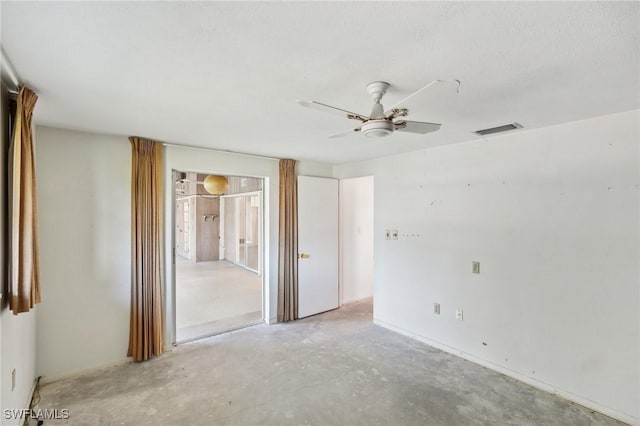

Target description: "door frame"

left=169, top=170, right=266, bottom=345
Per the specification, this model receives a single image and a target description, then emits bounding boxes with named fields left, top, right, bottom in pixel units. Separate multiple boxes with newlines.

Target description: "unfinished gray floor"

left=37, top=300, right=622, bottom=426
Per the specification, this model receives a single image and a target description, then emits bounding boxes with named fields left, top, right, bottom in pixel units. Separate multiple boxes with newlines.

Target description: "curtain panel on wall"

left=277, top=159, right=298, bottom=322
left=8, top=85, right=41, bottom=314
left=128, top=137, right=164, bottom=361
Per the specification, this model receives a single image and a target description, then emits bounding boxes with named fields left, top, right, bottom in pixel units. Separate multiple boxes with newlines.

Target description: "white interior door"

left=297, top=176, right=339, bottom=318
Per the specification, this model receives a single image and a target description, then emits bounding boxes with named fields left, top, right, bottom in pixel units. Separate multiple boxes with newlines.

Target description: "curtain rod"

left=1, top=48, right=20, bottom=93
left=162, top=142, right=280, bottom=161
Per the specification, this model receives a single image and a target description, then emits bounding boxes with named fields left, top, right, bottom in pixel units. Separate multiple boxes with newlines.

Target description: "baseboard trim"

left=20, top=376, right=41, bottom=426
left=374, top=318, right=638, bottom=426
left=39, top=358, right=132, bottom=386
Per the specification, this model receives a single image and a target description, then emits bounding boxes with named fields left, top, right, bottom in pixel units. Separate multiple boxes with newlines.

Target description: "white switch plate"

left=455, top=309, right=464, bottom=321
left=472, top=261, right=480, bottom=274
left=433, top=303, right=440, bottom=315
left=385, top=230, right=391, bottom=240
left=391, top=230, right=399, bottom=240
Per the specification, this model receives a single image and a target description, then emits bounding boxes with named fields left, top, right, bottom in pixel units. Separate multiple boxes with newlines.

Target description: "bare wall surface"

left=35, top=126, right=131, bottom=381
left=333, top=110, right=640, bottom=423
left=0, top=80, right=38, bottom=424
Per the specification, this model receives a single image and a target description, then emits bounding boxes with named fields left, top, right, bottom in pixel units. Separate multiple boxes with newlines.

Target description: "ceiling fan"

left=297, top=79, right=460, bottom=138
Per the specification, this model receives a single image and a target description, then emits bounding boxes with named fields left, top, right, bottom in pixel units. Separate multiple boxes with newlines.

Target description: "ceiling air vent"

left=474, top=122, right=522, bottom=136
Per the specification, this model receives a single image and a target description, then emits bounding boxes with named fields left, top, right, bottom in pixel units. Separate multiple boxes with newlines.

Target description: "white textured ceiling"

left=1, top=2, right=638, bottom=164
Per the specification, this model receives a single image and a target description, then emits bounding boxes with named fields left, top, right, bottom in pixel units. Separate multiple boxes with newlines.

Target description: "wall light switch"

left=434, top=303, right=440, bottom=315
left=455, top=309, right=464, bottom=321
left=385, top=230, right=391, bottom=240
left=391, top=230, right=399, bottom=240
left=472, top=261, right=480, bottom=274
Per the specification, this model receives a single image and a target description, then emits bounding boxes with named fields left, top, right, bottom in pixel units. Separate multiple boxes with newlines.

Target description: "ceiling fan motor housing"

left=362, top=119, right=394, bottom=138
left=367, top=81, right=390, bottom=103
left=362, top=81, right=394, bottom=137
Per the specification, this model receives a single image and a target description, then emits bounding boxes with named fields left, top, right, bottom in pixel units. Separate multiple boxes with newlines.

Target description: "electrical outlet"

left=433, top=303, right=440, bottom=315
left=472, top=261, right=480, bottom=274
left=385, top=230, right=391, bottom=240
left=391, top=230, right=399, bottom=240
left=11, top=369, right=16, bottom=391
left=455, top=309, right=464, bottom=321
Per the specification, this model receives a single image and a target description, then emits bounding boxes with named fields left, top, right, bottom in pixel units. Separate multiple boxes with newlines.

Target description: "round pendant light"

left=203, top=175, right=229, bottom=195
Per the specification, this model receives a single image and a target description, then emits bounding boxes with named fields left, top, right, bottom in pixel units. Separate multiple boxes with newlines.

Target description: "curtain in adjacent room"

left=8, top=85, right=41, bottom=314
left=277, top=159, right=298, bottom=322
left=128, top=137, right=164, bottom=361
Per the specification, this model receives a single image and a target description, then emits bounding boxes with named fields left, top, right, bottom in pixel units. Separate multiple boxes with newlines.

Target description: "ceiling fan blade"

left=384, top=79, right=461, bottom=115
left=297, top=100, right=369, bottom=122
left=394, top=120, right=441, bottom=134
left=329, top=127, right=361, bottom=138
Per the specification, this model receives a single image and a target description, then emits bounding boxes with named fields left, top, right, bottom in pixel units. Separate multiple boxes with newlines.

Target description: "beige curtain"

left=277, top=159, right=298, bottom=321
left=128, top=137, right=164, bottom=361
left=8, top=86, right=41, bottom=314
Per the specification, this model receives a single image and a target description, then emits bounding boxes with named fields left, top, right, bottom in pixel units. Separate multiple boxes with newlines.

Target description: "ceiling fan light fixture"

left=361, top=119, right=394, bottom=138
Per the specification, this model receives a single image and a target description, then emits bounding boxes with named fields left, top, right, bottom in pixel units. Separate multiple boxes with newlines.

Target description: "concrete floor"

left=36, top=300, right=622, bottom=425
left=176, top=258, right=262, bottom=341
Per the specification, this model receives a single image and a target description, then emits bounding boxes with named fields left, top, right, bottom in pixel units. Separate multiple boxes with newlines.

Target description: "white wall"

left=297, top=160, right=333, bottom=178
left=339, top=176, right=374, bottom=304
left=0, top=312, right=36, bottom=426
left=334, top=110, right=640, bottom=424
left=35, top=126, right=131, bottom=381
left=1, top=81, right=38, bottom=424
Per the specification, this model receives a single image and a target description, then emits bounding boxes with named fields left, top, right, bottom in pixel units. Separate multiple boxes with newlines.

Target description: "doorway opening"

left=174, top=171, right=263, bottom=342
left=338, top=176, right=374, bottom=308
